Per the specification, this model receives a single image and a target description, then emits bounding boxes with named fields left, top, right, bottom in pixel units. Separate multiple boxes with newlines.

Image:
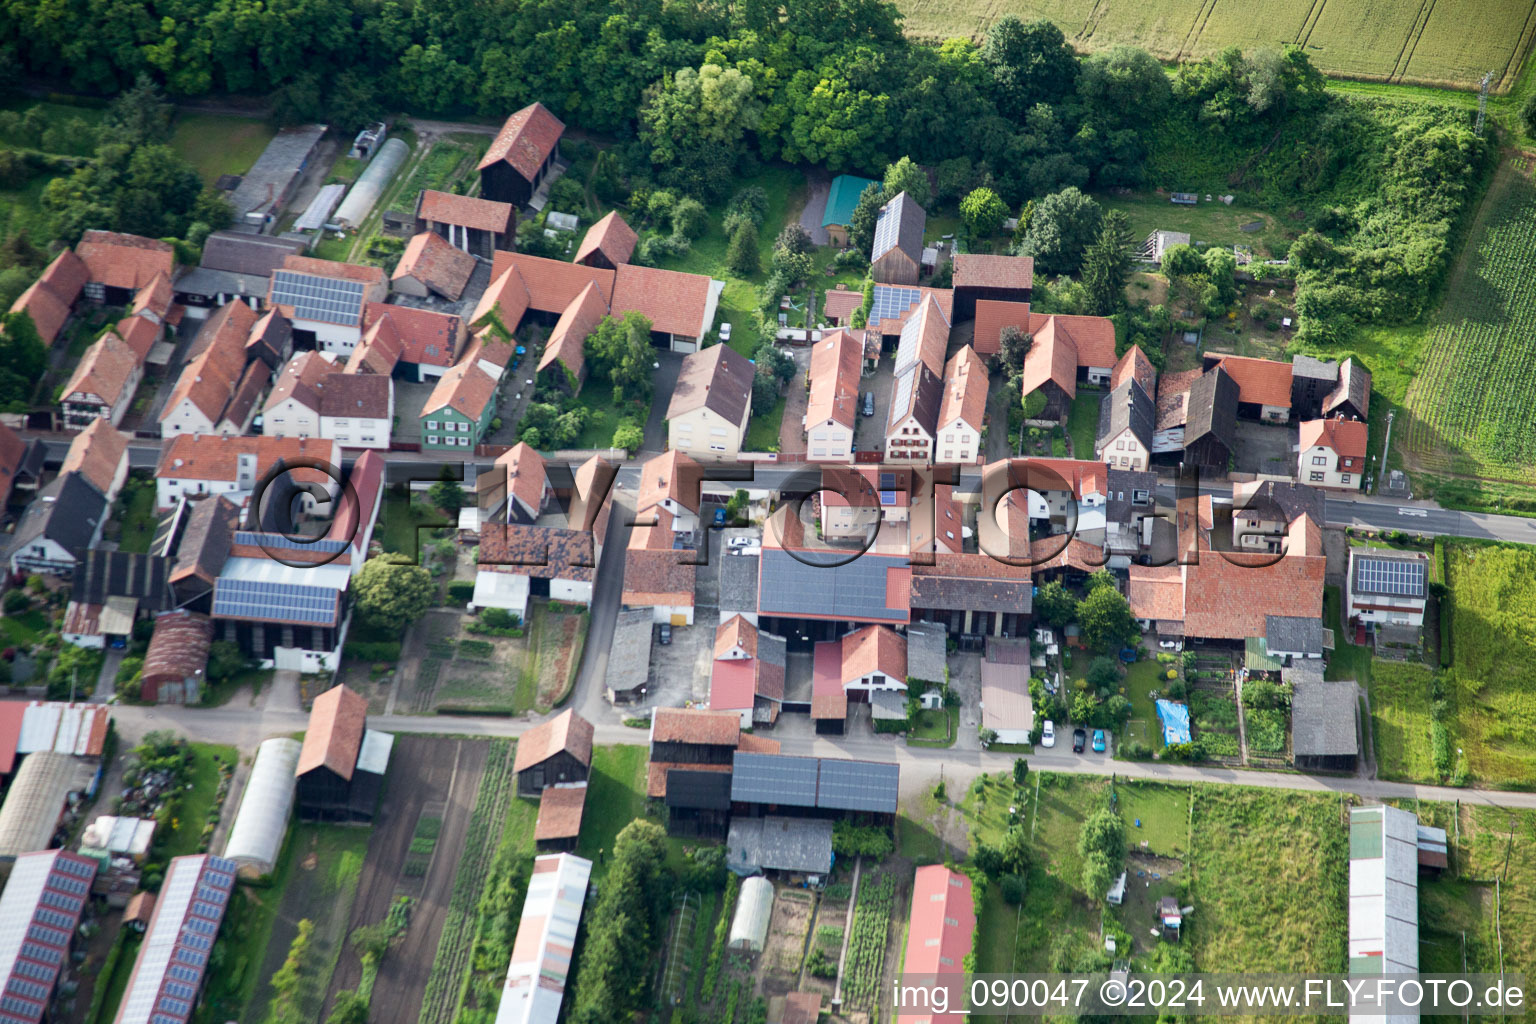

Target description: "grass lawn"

left=576, top=744, right=648, bottom=872
left=0, top=608, right=48, bottom=648
left=116, top=483, right=158, bottom=554
left=1095, top=191, right=1290, bottom=259
left=197, top=667, right=271, bottom=708
left=1116, top=780, right=1188, bottom=858
left=894, top=811, right=946, bottom=866
left=1368, top=661, right=1438, bottom=783
left=743, top=395, right=785, bottom=452
left=378, top=490, right=451, bottom=559
left=907, top=706, right=958, bottom=747
left=1123, top=659, right=1166, bottom=750
left=169, top=114, right=275, bottom=184
left=1065, top=388, right=1102, bottom=458
left=157, top=742, right=237, bottom=861
left=567, top=390, right=627, bottom=450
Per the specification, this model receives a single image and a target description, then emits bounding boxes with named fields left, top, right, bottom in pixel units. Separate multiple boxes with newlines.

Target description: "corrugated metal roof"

left=355, top=730, right=394, bottom=776
left=494, top=853, right=591, bottom=1024
left=1348, top=805, right=1418, bottom=976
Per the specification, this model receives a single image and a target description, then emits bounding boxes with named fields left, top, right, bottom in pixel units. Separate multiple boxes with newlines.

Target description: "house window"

left=812, top=448, right=825, bottom=457
left=1340, top=474, right=1351, bottom=484
left=426, top=421, right=438, bottom=431
left=1309, top=471, right=1324, bottom=482
left=426, top=345, right=437, bottom=356
left=945, top=434, right=954, bottom=443
left=362, top=436, right=374, bottom=443
left=1134, top=489, right=1150, bottom=503
left=1311, top=455, right=1327, bottom=465
left=677, top=421, right=693, bottom=431
left=1115, top=440, right=1125, bottom=450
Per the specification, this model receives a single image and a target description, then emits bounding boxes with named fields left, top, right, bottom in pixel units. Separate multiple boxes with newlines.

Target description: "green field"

left=169, top=114, right=275, bottom=184
left=1402, top=157, right=1536, bottom=484
left=895, top=0, right=1536, bottom=91
left=1097, top=191, right=1289, bottom=258
left=1368, top=661, right=1439, bottom=783
left=575, top=744, right=648, bottom=870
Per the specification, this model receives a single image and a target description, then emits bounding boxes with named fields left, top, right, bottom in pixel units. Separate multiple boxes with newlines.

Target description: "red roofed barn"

left=901, top=865, right=975, bottom=1024
left=479, top=102, right=565, bottom=209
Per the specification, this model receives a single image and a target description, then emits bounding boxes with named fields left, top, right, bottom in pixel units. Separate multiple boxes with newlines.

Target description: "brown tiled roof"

left=1052, top=314, right=1116, bottom=370
left=651, top=707, right=740, bottom=746
left=715, top=614, right=759, bottom=659
left=490, top=252, right=613, bottom=316
left=841, top=624, right=906, bottom=683
left=971, top=298, right=1031, bottom=356
left=953, top=253, right=1033, bottom=291
left=569, top=455, right=616, bottom=535
left=1212, top=354, right=1293, bottom=409
left=1299, top=416, right=1367, bottom=462
left=534, top=785, right=586, bottom=841
left=479, top=524, right=594, bottom=582
left=1185, top=550, right=1324, bottom=640
left=622, top=547, right=696, bottom=605
left=612, top=263, right=714, bottom=340
left=170, top=495, right=238, bottom=585
left=536, top=281, right=606, bottom=383
left=1127, top=564, right=1184, bottom=621
left=362, top=303, right=460, bottom=368
left=161, top=301, right=258, bottom=423
left=60, top=419, right=128, bottom=496
left=1324, top=357, right=1371, bottom=418
left=812, top=641, right=848, bottom=720
left=1029, top=536, right=1107, bottom=572
left=872, top=191, right=926, bottom=264
left=496, top=442, right=549, bottom=519
left=221, top=362, right=268, bottom=430
left=479, top=102, right=565, bottom=181
left=1020, top=317, right=1078, bottom=399
left=297, top=684, right=367, bottom=780
left=938, top=345, right=987, bottom=433
left=265, top=351, right=334, bottom=414
left=12, top=249, right=89, bottom=344
left=646, top=761, right=730, bottom=799
left=415, top=190, right=515, bottom=235
left=1155, top=367, right=1203, bottom=429
left=347, top=316, right=404, bottom=376
left=393, top=231, right=475, bottom=300
left=130, top=270, right=174, bottom=321
left=667, top=343, right=753, bottom=425
left=157, top=434, right=339, bottom=485
left=823, top=287, right=861, bottom=324
left=326, top=449, right=385, bottom=551
left=574, top=211, right=639, bottom=267
left=736, top=732, right=781, bottom=754
left=115, top=314, right=160, bottom=360
left=124, top=891, right=155, bottom=927
left=76, top=230, right=175, bottom=291
left=1111, top=344, right=1156, bottom=395
left=62, top=331, right=141, bottom=408
left=319, top=372, right=391, bottom=419
left=281, top=254, right=387, bottom=286
left=637, top=450, right=702, bottom=516
left=462, top=333, right=514, bottom=372
left=806, top=329, right=862, bottom=430
left=781, top=992, right=824, bottom=1024
left=142, top=610, right=212, bottom=682
left=514, top=709, right=595, bottom=772
left=422, top=359, right=497, bottom=421
left=887, top=363, right=943, bottom=436
left=201, top=231, right=305, bottom=277
left=471, top=266, right=532, bottom=336
left=0, top=421, right=31, bottom=507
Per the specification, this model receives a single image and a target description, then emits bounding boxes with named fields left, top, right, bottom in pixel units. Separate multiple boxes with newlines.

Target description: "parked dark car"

left=1072, top=728, right=1087, bottom=753
left=658, top=623, right=672, bottom=645
left=713, top=508, right=726, bottom=527
left=862, top=392, right=875, bottom=417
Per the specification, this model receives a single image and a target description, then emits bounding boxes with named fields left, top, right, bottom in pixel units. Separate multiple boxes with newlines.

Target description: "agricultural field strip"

left=843, top=871, right=895, bottom=1009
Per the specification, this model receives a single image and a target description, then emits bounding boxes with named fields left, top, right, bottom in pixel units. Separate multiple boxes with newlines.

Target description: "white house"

left=666, top=344, right=753, bottom=459
left=267, top=256, right=387, bottom=355
left=318, top=373, right=393, bottom=449
left=155, top=434, right=341, bottom=511
left=60, top=330, right=144, bottom=429
left=1346, top=548, right=1429, bottom=629
left=839, top=625, right=907, bottom=695
left=636, top=450, right=702, bottom=536
left=263, top=351, right=335, bottom=439
left=160, top=300, right=259, bottom=439
left=884, top=364, right=942, bottom=463
left=804, top=330, right=861, bottom=462
left=1299, top=415, right=1368, bottom=490
left=936, top=346, right=986, bottom=464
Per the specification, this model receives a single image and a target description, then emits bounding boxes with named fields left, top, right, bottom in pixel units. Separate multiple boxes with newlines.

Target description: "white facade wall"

left=1300, top=444, right=1362, bottom=490
left=160, top=398, right=218, bottom=439
left=264, top=397, right=321, bottom=438
left=843, top=670, right=906, bottom=694
left=549, top=578, right=593, bottom=606
left=1100, top=429, right=1149, bottom=472
left=807, top=420, right=854, bottom=461
left=299, top=319, right=363, bottom=354
left=936, top=421, right=979, bottom=463
left=321, top=414, right=392, bottom=449
left=670, top=407, right=744, bottom=459
left=156, top=475, right=243, bottom=511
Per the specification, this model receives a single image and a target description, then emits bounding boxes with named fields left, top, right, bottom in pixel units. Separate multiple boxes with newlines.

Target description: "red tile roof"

left=297, top=684, right=367, bottom=780
left=1127, top=564, right=1184, bottom=622
left=327, top=450, right=385, bottom=551
left=114, top=313, right=160, bottom=360
left=715, top=614, right=759, bottom=660
left=415, top=190, right=515, bottom=235
left=811, top=641, right=848, bottom=720
left=1212, top=355, right=1293, bottom=409
left=11, top=250, right=89, bottom=344
left=1111, top=344, right=1156, bottom=395
left=651, top=707, right=740, bottom=746
left=472, top=267, right=533, bottom=336
left=612, top=263, right=714, bottom=340
left=971, top=299, right=1031, bottom=356
left=422, top=359, right=497, bottom=421
left=60, top=419, right=128, bottom=497
left=1299, top=416, right=1367, bottom=462
left=1020, top=316, right=1079, bottom=399
left=637, top=449, right=703, bottom=516
left=622, top=547, right=696, bottom=606
left=347, top=316, right=404, bottom=376
left=823, top=287, right=862, bottom=324
left=362, top=303, right=460, bottom=368
left=76, top=230, right=175, bottom=291
left=0, top=421, right=31, bottom=508
left=781, top=993, right=824, bottom=1024
left=536, top=281, right=606, bottom=383
left=667, top=343, right=753, bottom=425
left=319, top=372, right=392, bottom=420
left=646, top=761, right=730, bottom=799
left=393, top=231, right=476, bottom=300
left=281, top=254, right=387, bottom=286
left=131, top=271, right=175, bottom=322
left=161, top=301, right=258, bottom=424
left=841, top=625, right=906, bottom=683
left=489, top=252, right=613, bottom=316
left=514, top=709, right=594, bottom=772
left=939, top=345, right=988, bottom=433
left=806, top=329, right=863, bottom=431
left=710, top=658, right=757, bottom=712
left=265, top=351, right=334, bottom=414
left=953, top=253, right=1033, bottom=291
left=62, top=331, right=142, bottom=409
left=1029, top=536, right=1107, bottom=572
left=157, top=434, right=339, bottom=485
left=574, top=211, right=638, bottom=267
left=534, top=784, right=586, bottom=841
left=479, top=102, right=565, bottom=181
left=497, top=442, right=549, bottom=518
left=142, top=610, right=212, bottom=684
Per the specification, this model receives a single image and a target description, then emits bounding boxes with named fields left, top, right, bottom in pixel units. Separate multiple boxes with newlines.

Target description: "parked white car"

left=728, top=536, right=756, bottom=549
left=719, top=322, right=733, bottom=343
left=1041, top=720, right=1056, bottom=748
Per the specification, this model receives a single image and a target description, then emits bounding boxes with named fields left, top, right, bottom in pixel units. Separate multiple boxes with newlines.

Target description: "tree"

left=641, top=63, right=761, bottom=172
left=726, top=220, right=760, bottom=276
left=1034, top=579, right=1077, bottom=628
left=724, top=186, right=770, bottom=231
left=353, top=557, right=434, bottom=632
left=429, top=467, right=467, bottom=512
left=934, top=156, right=976, bottom=203
left=324, top=993, right=369, bottom=1024
left=670, top=197, right=708, bottom=240
left=1012, top=187, right=1102, bottom=275
left=1086, top=655, right=1119, bottom=692
left=998, top=325, right=1033, bottom=378
left=1159, top=243, right=1204, bottom=279
left=569, top=820, right=671, bottom=1024
left=982, top=17, right=1079, bottom=118
left=207, top=640, right=246, bottom=683
left=775, top=222, right=813, bottom=257
left=849, top=182, right=886, bottom=253
left=882, top=155, right=931, bottom=208
left=1078, top=585, right=1136, bottom=653
left=106, top=73, right=173, bottom=146
left=584, top=312, right=655, bottom=405
left=1078, top=807, right=1125, bottom=860
left=960, top=186, right=1008, bottom=239
left=771, top=246, right=813, bottom=284
left=1022, top=389, right=1047, bottom=419
left=725, top=489, right=749, bottom=522
left=1081, top=209, right=1135, bottom=315
left=999, top=824, right=1031, bottom=874
left=1078, top=46, right=1172, bottom=130
left=1524, top=91, right=1536, bottom=136
left=1081, top=850, right=1116, bottom=902
left=611, top=422, right=643, bottom=454
left=1013, top=757, right=1029, bottom=785
left=1202, top=246, right=1238, bottom=307
left=1084, top=569, right=1117, bottom=594
left=0, top=310, right=47, bottom=410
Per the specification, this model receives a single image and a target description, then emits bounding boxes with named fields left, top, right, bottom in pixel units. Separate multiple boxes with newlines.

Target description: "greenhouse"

left=728, top=875, right=774, bottom=953
left=222, top=737, right=302, bottom=877
left=0, top=752, right=94, bottom=864
left=333, top=137, right=408, bottom=228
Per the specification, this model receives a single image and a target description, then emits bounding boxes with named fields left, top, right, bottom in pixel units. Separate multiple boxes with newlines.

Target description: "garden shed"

left=728, top=875, right=775, bottom=953
left=223, top=737, right=302, bottom=877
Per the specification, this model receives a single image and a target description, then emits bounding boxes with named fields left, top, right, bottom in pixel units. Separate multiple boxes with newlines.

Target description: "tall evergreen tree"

left=1081, top=209, right=1135, bottom=315
left=849, top=182, right=885, bottom=254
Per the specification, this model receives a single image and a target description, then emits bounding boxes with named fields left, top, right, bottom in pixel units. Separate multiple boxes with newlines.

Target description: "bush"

left=482, top=607, right=521, bottom=629
left=1, top=588, right=27, bottom=613
left=344, top=640, right=401, bottom=661
left=445, top=580, right=475, bottom=607
left=1000, top=873, right=1026, bottom=905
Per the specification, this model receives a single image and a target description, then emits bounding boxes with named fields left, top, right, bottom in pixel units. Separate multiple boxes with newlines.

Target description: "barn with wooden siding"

left=295, top=684, right=393, bottom=822
left=477, top=102, right=565, bottom=209
left=513, top=709, right=594, bottom=797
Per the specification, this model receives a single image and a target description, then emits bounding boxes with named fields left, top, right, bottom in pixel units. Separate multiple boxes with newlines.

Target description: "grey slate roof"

left=227, top=125, right=327, bottom=221
left=173, top=266, right=268, bottom=300
left=11, top=474, right=106, bottom=561
left=872, top=191, right=926, bottom=264
left=607, top=607, right=654, bottom=694
left=1234, top=480, right=1325, bottom=527
left=1184, top=365, right=1238, bottom=452
left=1106, top=468, right=1155, bottom=525
left=1265, top=614, right=1325, bottom=656
left=71, top=550, right=175, bottom=611
left=727, top=816, right=834, bottom=875
left=16, top=439, right=45, bottom=484
left=758, top=549, right=909, bottom=623
left=906, top=622, right=947, bottom=684
left=1291, top=680, right=1359, bottom=756
left=719, top=551, right=760, bottom=615
left=1291, top=353, right=1338, bottom=382
left=1097, top=378, right=1155, bottom=450
left=200, top=231, right=307, bottom=278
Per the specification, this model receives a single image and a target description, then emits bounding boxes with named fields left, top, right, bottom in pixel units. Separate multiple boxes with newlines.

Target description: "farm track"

left=1174, top=0, right=1218, bottom=63
left=1295, top=0, right=1324, bottom=46
left=1499, top=0, right=1536, bottom=89
left=1392, top=0, right=1438, bottom=84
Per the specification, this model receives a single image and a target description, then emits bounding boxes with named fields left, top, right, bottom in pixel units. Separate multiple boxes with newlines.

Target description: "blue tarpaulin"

left=1156, top=699, right=1191, bottom=745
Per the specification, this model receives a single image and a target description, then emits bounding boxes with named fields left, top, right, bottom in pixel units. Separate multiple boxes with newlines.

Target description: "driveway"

left=776, top=347, right=810, bottom=455
left=1233, top=420, right=1298, bottom=476
left=853, top=354, right=894, bottom=453
left=643, top=351, right=685, bottom=451
left=798, top=168, right=831, bottom=246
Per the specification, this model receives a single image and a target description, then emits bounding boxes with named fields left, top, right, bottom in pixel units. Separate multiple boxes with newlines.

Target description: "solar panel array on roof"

left=1355, top=556, right=1425, bottom=597
left=731, top=752, right=818, bottom=807
left=869, top=285, right=920, bottom=324
left=211, top=578, right=338, bottom=624
left=871, top=201, right=903, bottom=261
left=234, top=531, right=349, bottom=554
left=758, top=549, right=907, bottom=622
left=889, top=370, right=913, bottom=424
left=270, top=270, right=365, bottom=326
left=666, top=769, right=733, bottom=810
left=816, top=758, right=899, bottom=813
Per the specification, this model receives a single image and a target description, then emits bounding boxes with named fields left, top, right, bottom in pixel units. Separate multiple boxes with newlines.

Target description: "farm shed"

left=533, top=784, right=587, bottom=853
left=227, top=124, right=328, bottom=228
left=333, top=138, right=409, bottom=229
left=1417, top=825, right=1448, bottom=875
left=495, top=853, right=591, bottom=1024
left=296, top=684, right=392, bottom=823
left=141, top=609, right=213, bottom=704
left=115, top=855, right=238, bottom=1024
left=79, top=815, right=155, bottom=863
left=901, top=865, right=975, bottom=999
left=664, top=768, right=732, bottom=840
left=980, top=637, right=1032, bottom=745
left=727, top=816, right=834, bottom=877
left=0, top=752, right=95, bottom=867
left=1290, top=681, right=1359, bottom=773
left=222, top=737, right=302, bottom=877
left=0, top=849, right=98, bottom=1024
left=514, top=708, right=594, bottom=797
left=1348, top=805, right=1419, bottom=981
left=822, top=174, right=878, bottom=246
left=728, top=875, right=775, bottom=952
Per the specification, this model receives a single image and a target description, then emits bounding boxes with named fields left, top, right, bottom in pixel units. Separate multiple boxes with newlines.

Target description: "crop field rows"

left=896, top=0, right=1536, bottom=90
left=1404, top=158, right=1536, bottom=483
